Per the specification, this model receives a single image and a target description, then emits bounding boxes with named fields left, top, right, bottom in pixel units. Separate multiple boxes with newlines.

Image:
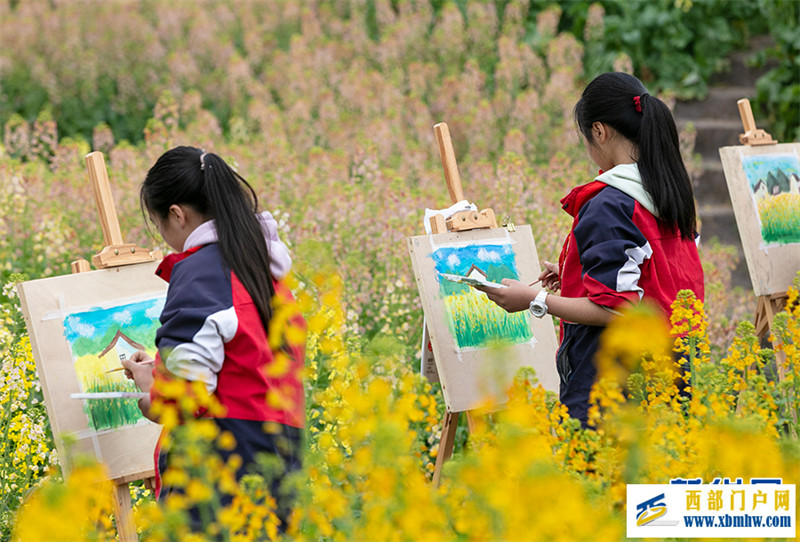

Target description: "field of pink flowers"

left=0, top=1, right=795, bottom=541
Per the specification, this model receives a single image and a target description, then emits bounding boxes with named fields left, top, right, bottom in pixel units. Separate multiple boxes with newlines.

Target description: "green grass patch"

left=758, top=193, right=800, bottom=245
left=82, top=376, right=144, bottom=431
left=444, top=291, right=532, bottom=349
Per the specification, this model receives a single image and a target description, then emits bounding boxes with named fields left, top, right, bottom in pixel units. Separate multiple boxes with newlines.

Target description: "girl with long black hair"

left=479, top=72, right=704, bottom=424
left=123, top=146, right=305, bottom=528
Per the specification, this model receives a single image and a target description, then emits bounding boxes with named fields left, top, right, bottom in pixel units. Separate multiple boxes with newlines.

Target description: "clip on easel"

left=736, top=99, right=788, bottom=382
left=71, top=151, right=161, bottom=542
left=428, top=122, right=498, bottom=486
left=737, top=98, right=777, bottom=146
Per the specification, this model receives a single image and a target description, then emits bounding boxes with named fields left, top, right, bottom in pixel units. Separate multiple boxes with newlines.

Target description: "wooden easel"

left=428, top=123, right=499, bottom=486
left=735, top=99, right=787, bottom=381
left=72, top=151, right=162, bottom=542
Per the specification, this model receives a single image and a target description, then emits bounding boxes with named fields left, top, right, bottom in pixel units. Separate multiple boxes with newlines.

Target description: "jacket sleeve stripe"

left=161, top=306, right=239, bottom=394
left=616, top=241, right=653, bottom=299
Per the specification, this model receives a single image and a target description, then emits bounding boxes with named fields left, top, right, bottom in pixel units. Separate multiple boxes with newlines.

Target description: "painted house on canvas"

left=465, top=264, right=488, bottom=282
left=753, top=180, right=768, bottom=200
left=99, top=329, right=145, bottom=365
left=429, top=242, right=533, bottom=350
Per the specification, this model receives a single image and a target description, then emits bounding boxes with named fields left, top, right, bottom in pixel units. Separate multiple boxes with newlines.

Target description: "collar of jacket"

left=560, top=163, right=659, bottom=218
left=560, top=180, right=607, bottom=218
left=595, top=163, right=658, bottom=217
left=155, top=245, right=205, bottom=283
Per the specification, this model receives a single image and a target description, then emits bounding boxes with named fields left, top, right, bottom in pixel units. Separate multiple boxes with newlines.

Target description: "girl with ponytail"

left=479, top=72, right=704, bottom=425
left=122, top=146, right=305, bottom=529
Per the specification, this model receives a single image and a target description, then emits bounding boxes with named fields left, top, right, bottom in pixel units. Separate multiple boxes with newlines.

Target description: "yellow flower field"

left=5, top=273, right=800, bottom=541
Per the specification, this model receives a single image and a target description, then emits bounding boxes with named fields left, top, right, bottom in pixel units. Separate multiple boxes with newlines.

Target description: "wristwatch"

left=529, top=290, right=548, bottom=318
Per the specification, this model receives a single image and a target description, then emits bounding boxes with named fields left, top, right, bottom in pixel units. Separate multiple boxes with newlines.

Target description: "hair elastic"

left=199, top=151, right=208, bottom=171
left=633, top=95, right=642, bottom=113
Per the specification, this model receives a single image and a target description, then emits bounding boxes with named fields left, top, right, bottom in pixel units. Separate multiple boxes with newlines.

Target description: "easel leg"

left=465, top=411, right=478, bottom=433
left=754, top=296, right=772, bottom=340
left=112, top=481, right=137, bottom=542
left=754, top=294, right=789, bottom=382
left=432, top=411, right=460, bottom=487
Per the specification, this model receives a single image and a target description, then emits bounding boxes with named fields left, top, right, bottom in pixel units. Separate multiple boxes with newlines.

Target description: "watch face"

left=530, top=291, right=547, bottom=317
left=529, top=301, right=546, bottom=317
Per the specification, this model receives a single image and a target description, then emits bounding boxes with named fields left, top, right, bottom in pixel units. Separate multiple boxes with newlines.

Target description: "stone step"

left=709, top=35, right=776, bottom=87
left=679, top=118, right=743, bottom=158
left=674, top=86, right=758, bottom=120
left=693, top=159, right=732, bottom=207
left=697, top=204, right=738, bottom=247
left=698, top=203, right=733, bottom=217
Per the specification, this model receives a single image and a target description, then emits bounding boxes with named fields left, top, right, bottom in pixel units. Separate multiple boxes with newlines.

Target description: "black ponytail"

left=141, top=146, right=275, bottom=328
left=574, top=72, right=697, bottom=240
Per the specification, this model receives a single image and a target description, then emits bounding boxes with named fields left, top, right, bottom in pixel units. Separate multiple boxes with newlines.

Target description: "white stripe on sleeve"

left=616, top=242, right=653, bottom=300
left=162, top=306, right=239, bottom=394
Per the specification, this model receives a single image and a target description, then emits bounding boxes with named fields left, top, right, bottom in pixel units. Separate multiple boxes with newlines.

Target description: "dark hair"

left=141, top=146, right=275, bottom=327
left=574, top=72, right=696, bottom=239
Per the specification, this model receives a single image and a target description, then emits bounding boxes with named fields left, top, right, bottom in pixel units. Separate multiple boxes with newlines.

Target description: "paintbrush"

left=105, top=359, right=156, bottom=373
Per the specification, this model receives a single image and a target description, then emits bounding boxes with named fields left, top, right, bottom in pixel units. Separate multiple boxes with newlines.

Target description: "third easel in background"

left=719, top=98, right=799, bottom=383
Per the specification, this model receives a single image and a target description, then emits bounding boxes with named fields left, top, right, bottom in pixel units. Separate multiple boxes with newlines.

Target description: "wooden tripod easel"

left=736, top=99, right=788, bottom=381
left=71, top=151, right=161, bottom=542
left=427, top=123, right=498, bottom=486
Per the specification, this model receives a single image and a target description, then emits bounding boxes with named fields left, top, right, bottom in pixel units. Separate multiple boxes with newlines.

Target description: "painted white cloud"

left=113, top=310, right=132, bottom=326
left=447, top=253, right=460, bottom=267
left=66, top=316, right=95, bottom=338
left=145, top=300, right=164, bottom=319
left=477, top=248, right=501, bottom=262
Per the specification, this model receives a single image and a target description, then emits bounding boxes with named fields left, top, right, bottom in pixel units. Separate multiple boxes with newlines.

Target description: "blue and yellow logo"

left=636, top=493, right=667, bottom=526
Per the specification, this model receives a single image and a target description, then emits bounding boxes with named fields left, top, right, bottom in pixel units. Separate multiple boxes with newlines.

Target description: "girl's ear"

left=592, top=122, right=608, bottom=143
left=168, top=204, right=187, bottom=227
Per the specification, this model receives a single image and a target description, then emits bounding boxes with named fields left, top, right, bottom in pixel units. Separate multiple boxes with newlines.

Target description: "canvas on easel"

left=17, top=265, right=165, bottom=479
left=408, top=226, right=558, bottom=413
left=719, top=141, right=800, bottom=297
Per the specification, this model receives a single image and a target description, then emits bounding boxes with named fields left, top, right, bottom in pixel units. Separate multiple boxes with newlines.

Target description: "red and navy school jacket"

left=150, top=242, right=305, bottom=496
left=556, top=174, right=704, bottom=423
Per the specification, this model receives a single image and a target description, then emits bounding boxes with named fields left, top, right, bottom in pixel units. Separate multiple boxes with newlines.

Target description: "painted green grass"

left=444, top=290, right=532, bottom=349
left=82, top=376, right=143, bottom=431
left=758, top=192, right=800, bottom=245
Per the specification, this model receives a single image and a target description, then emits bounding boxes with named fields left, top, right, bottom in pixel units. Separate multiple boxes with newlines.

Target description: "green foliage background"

left=0, top=0, right=797, bottom=144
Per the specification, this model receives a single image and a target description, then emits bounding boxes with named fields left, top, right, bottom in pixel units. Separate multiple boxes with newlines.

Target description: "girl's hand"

left=539, top=261, right=561, bottom=291
left=121, top=351, right=155, bottom=419
left=474, top=279, right=537, bottom=313
left=121, top=351, right=155, bottom=393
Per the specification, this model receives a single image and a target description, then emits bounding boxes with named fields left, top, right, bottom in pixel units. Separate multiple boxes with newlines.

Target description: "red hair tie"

left=633, top=95, right=642, bottom=113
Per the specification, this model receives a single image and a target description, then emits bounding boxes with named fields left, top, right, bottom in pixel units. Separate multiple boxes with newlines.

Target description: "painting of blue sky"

left=741, top=153, right=800, bottom=190
left=430, top=241, right=532, bottom=349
